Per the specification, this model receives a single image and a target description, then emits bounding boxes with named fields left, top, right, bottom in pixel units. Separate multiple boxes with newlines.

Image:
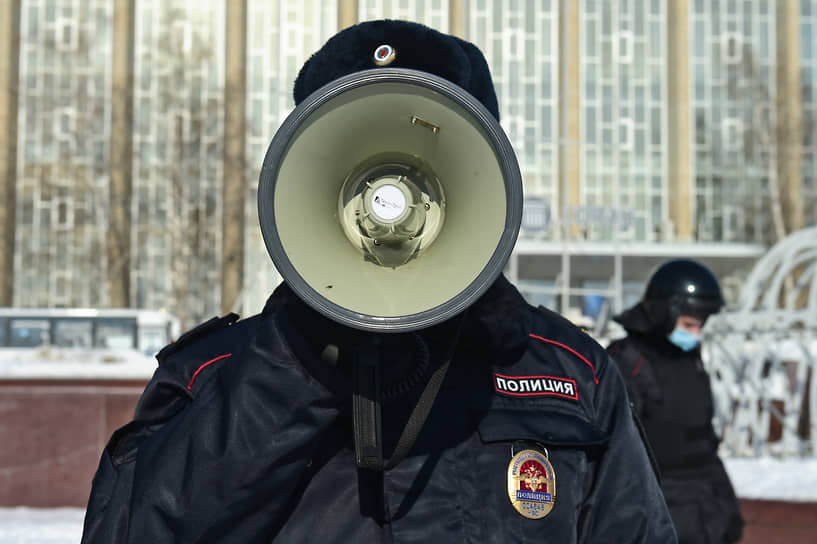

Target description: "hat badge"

left=373, top=44, right=396, bottom=66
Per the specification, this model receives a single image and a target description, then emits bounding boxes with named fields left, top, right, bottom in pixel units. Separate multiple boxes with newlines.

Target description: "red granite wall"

left=739, top=499, right=817, bottom=544
left=0, top=379, right=146, bottom=507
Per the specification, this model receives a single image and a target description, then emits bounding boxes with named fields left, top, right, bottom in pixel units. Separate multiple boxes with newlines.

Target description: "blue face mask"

left=667, top=326, right=700, bottom=351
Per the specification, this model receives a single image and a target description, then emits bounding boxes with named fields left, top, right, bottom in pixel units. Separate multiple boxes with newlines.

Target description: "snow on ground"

left=0, top=507, right=84, bottom=543
left=723, top=456, right=817, bottom=502
left=0, top=348, right=157, bottom=380
left=0, top=457, right=815, bottom=543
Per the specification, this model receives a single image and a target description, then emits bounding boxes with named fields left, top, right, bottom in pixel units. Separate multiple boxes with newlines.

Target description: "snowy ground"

left=0, top=348, right=157, bottom=380
left=0, top=507, right=84, bottom=543
left=724, top=456, right=817, bottom=502
left=0, top=457, right=815, bottom=543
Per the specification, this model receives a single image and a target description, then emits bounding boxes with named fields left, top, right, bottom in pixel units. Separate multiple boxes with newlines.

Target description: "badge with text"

left=507, top=449, right=556, bottom=519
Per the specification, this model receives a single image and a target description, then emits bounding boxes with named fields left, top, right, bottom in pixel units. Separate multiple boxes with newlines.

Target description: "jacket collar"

left=262, top=273, right=530, bottom=367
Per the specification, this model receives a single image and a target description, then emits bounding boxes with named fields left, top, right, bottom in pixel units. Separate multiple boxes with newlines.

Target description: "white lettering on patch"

left=493, top=373, right=579, bottom=401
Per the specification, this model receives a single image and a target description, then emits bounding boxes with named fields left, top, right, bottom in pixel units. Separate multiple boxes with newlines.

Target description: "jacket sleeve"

left=578, top=355, right=678, bottom=543
left=80, top=312, right=348, bottom=543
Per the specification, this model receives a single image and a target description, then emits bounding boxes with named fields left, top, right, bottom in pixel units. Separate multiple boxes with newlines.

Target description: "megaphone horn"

left=258, top=68, right=522, bottom=332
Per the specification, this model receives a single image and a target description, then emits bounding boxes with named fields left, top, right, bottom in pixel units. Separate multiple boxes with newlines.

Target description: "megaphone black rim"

left=258, top=68, right=522, bottom=332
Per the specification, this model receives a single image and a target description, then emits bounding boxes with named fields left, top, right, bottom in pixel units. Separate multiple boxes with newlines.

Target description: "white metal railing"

left=703, top=226, right=817, bottom=457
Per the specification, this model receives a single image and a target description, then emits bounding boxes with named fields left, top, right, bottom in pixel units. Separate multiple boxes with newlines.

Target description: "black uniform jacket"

left=81, top=278, right=676, bottom=543
left=607, top=303, right=744, bottom=544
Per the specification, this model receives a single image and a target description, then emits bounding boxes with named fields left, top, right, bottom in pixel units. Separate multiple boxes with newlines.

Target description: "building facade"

left=1, top=0, right=815, bottom=329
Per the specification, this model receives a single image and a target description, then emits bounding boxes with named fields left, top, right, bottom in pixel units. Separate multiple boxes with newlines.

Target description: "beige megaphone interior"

left=272, top=80, right=508, bottom=319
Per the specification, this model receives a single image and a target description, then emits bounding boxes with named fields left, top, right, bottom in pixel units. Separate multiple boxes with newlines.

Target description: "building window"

left=580, top=0, right=667, bottom=242
left=721, top=32, right=743, bottom=64
left=466, top=0, right=560, bottom=235
left=691, top=0, right=777, bottom=243
left=15, top=0, right=114, bottom=308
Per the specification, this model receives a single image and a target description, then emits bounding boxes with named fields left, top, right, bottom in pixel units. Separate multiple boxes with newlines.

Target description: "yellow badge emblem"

left=507, top=448, right=556, bottom=519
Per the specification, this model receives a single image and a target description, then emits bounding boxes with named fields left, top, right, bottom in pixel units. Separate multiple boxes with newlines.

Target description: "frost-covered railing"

left=702, top=226, right=817, bottom=457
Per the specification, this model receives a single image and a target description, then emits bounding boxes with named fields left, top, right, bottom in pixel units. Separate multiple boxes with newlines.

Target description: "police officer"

left=81, top=20, right=677, bottom=543
left=607, top=259, right=744, bottom=544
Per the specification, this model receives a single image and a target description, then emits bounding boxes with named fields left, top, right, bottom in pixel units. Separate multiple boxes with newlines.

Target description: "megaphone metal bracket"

left=410, top=115, right=440, bottom=134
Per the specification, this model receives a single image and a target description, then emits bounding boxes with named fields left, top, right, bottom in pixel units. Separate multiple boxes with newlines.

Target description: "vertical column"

left=559, top=0, right=581, bottom=233
left=338, top=0, right=358, bottom=30
left=558, top=0, right=581, bottom=311
left=0, top=0, right=20, bottom=306
left=109, top=0, right=135, bottom=307
left=776, top=0, right=803, bottom=234
left=666, top=0, right=693, bottom=240
left=222, top=0, right=247, bottom=314
left=449, top=0, right=465, bottom=38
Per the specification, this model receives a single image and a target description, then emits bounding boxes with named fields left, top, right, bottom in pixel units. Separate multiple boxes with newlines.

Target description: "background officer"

left=607, top=258, right=744, bottom=543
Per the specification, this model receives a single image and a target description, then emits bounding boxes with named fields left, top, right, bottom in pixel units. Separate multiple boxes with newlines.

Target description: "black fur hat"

left=293, top=19, right=500, bottom=121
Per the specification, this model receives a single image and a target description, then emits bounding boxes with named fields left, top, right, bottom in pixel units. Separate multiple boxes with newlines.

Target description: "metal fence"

left=703, top=227, right=817, bottom=457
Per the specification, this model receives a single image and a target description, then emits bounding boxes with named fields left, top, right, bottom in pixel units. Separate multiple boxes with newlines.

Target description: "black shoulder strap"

left=156, top=312, right=240, bottom=363
left=384, top=357, right=451, bottom=470
left=353, top=316, right=464, bottom=472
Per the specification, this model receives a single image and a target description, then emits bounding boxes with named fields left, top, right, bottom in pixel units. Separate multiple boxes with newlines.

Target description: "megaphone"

left=258, top=68, right=522, bottom=332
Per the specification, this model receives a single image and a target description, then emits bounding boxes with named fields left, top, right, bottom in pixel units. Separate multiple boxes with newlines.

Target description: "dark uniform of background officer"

left=607, top=259, right=744, bottom=543
left=80, top=20, right=677, bottom=543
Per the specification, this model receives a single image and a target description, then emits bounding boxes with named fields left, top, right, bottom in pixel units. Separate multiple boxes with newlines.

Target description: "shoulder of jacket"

left=531, top=305, right=597, bottom=342
left=132, top=313, right=263, bottom=421
left=157, top=312, right=240, bottom=361
left=605, top=336, right=648, bottom=374
left=605, top=337, right=628, bottom=359
left=155, top=312, right=262, bottom=384
left=527, top=305, right=608, bottom=383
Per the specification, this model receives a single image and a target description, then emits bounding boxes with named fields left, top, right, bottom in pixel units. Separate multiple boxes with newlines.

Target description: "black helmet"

left=641, top=259, right=724, bottom=333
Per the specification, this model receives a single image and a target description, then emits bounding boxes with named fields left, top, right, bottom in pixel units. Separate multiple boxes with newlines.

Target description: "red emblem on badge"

left=519, top=459, right=548, bottom=493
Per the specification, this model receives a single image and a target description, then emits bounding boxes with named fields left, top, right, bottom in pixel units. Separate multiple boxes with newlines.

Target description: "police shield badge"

left=507, top=448, right=556, bottom=519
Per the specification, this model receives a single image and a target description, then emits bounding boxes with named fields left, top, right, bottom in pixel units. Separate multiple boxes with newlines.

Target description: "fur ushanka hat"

left=293, top=19, right=500, bottom=121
